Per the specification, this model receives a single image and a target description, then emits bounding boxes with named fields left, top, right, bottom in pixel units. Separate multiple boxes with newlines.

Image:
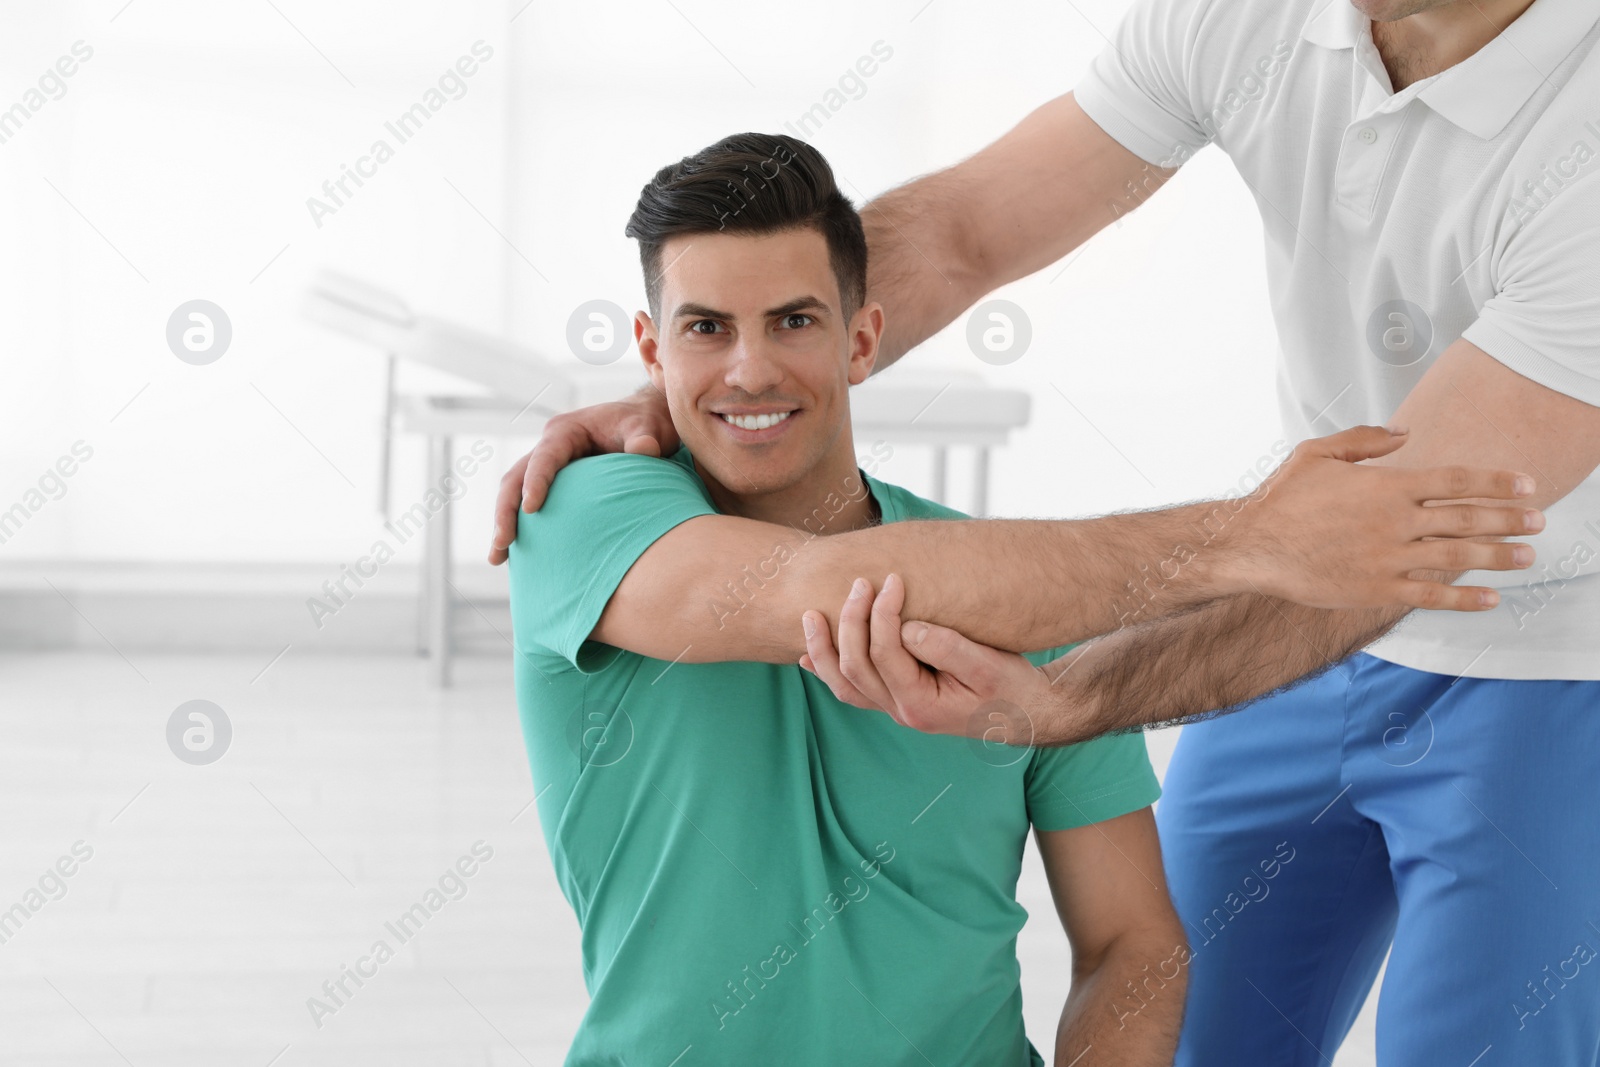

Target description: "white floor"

left=0, top=651, right=1379, bottom=1065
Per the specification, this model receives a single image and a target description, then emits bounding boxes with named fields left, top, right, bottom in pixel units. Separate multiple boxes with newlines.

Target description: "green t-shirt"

left=508, top=443, right=1161, bottom=1067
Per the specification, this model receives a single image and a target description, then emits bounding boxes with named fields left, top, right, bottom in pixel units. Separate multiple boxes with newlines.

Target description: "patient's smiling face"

left=634, top=226, right=884, bottom=522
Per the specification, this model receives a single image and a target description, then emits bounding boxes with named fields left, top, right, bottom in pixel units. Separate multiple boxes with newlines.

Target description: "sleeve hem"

left=559, top=509, right=712, bottom=673
left=1074, top=76, right=1205, bottom=169
left=1031, top=773, right=1163, bottom=832
left=1462, top=318, right=1600, bottom=409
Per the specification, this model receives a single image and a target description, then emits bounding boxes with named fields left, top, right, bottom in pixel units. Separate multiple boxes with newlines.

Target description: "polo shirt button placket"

left=1336, top=105, right=1407, bottom=222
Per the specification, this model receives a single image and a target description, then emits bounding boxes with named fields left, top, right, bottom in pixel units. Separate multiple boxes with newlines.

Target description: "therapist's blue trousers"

left=1159, top=652, right=1600, bottom=1066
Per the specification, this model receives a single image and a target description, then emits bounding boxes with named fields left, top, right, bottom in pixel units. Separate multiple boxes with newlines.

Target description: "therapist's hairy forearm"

left=802, top=506, right=1235, bottom=655
left=861, top=96, right=1172, bottom=372
left=859, top=176, right=993, bottom=372
left=1041, top=584, right=1443, bottom=746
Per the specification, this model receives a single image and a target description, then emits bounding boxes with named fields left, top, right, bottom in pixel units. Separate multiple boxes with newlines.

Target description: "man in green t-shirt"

left=507, top=133, right=1539, bottom=1066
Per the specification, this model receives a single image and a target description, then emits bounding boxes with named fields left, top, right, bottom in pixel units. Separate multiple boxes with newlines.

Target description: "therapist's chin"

left=1347, top=0, right=1443, bottom=21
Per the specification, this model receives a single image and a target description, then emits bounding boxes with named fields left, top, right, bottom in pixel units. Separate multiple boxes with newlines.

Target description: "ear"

left=846, top=301, right=883, bottom=386
left=636, top=311, right=664, bottom=392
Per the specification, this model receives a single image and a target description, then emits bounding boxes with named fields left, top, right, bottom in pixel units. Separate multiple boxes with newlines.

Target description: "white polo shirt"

left=1075, top=0, right=1600, bottom=680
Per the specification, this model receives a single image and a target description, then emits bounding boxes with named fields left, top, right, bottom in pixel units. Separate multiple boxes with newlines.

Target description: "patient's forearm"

left=1058, top=937, right=1186, bottom=1066
left=803, top=503, right=1240, bottom=656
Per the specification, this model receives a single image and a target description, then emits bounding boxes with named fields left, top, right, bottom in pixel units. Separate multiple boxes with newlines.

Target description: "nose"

left=723, top=336, right=784, bottom=395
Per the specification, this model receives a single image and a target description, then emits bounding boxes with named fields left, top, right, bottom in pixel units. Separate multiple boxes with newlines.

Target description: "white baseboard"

left=0, top=560, right=511, bottom=654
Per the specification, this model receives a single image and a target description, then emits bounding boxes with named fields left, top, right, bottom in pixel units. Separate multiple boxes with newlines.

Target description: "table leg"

left=973, top=446, right=990, bottom=517
left=427, top=435, right=453, bottom=687
left=415, top=431, right=431, bottom=657
left=379, top=354, right=396, bottom=518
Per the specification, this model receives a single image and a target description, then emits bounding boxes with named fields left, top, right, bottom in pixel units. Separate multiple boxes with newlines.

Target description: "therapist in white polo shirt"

left=491, top=0, right=1600, bottom=1062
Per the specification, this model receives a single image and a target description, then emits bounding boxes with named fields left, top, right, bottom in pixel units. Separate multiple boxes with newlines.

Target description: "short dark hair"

left=625, top=132, right=868, bottom=321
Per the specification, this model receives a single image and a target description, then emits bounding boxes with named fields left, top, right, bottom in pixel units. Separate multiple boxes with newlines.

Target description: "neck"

left=695, top=444, right=881, bottom=534
left=1371, top=0, right=1537, bottom=90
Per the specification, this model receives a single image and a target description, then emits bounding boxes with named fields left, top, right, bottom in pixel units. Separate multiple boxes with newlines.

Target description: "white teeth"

left=722, top=411, right=793, bottom=431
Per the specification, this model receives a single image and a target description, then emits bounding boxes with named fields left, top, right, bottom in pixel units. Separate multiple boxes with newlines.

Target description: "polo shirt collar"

left=1301, top=0, right=1362, bottom=51
left=1300, top=0, right=1600, bottom=140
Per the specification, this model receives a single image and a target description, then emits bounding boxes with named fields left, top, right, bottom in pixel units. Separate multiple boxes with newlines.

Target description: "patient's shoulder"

left=541, top=448, right=707, bottom=506
left=513, top=447, right=713, bottom=552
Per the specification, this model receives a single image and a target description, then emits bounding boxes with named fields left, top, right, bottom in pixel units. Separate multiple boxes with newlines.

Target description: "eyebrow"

left=672, top=296, right=830, bottom=320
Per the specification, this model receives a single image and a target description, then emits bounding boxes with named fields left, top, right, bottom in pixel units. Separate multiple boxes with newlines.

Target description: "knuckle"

left=1447, top=466, right=1472, bottom=498
left=1452, top=505, right=1478, bottom=534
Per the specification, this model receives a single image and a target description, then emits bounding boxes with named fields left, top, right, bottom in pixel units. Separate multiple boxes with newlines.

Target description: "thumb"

left=901, top=620, right=992, bottom=680
left=622, top=433, right=662, bottom=457
left=1308, top=423, right=1409, bottom=464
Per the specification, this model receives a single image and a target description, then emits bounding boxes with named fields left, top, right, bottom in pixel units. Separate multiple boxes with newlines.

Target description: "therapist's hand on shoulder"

left=799, top=572, right=1057, bottom=740
left=487, top=385, right=677, bottom=564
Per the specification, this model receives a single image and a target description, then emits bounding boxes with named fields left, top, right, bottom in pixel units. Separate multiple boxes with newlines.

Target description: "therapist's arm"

left=1047, top=341, right=1600, bottom=744
left=865, top=92, right=1170, bottom=371
left=488, top=92, right=1161, bottom=550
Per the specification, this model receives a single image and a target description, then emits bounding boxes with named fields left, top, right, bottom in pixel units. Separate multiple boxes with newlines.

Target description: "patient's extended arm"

left=590, top=421, right=1540, bottom=666
left=794, top=341, right=1598, bottom=746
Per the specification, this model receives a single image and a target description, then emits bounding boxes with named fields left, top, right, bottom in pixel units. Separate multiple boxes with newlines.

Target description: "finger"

left=1407, top=466, right=1538, bottom=503
left=1413, top=504, right=1544, bottom=539
left=802, top=610, right=879, bottom=710
left=488, top=455, right=533, bottom=564
left=1307, top=424, right=1410, bottom=463
left=899, top=620, right=999, bottom=693
left=1407, top=539, right=1534, bottom=574
left=521, top=422, right=590, bottom=514
left=1391, top=579, right=1500, bottom=612
left=867, top=574, right=938, bottom=708
left=835, top=578, right=894, bottom=709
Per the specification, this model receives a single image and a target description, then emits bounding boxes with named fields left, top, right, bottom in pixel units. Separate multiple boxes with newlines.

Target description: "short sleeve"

left=1017, top=633, right=1160, bottom=828
left=1024, top=730, right=1162, bottom=832
left=1073, top=0, right=1222, bottom=168
left=507, top=451, right=717, bottom=674
left=1463, top=178, right=1600, bottom=408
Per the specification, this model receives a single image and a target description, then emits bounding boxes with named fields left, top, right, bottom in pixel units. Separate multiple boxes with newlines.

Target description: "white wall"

left=0, top=0, right=1282, bottom=568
